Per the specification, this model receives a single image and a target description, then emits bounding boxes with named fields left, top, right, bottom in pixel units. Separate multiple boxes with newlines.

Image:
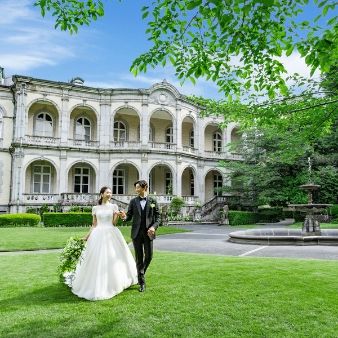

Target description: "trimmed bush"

left=258, top=207, right=284, bottom=222
left=0, top=213, right=41, bottom=227
left=283, top=210, right=306, bottom=222
left=329, top=204, right=338, bottom=219
left=43, top=212, right=92, bottom=227
left=228, top=211, right=258, bottom=225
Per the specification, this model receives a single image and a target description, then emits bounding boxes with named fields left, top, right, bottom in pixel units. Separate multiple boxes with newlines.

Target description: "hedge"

left=329, top=204, right=338, bottom=219
left=0, top=213, right=41, bottom=227
left=228, top=211, right=258, bottom=226
left=43, top=212, right=92, bottom=227
left=257, top=207, right=284, bottom=222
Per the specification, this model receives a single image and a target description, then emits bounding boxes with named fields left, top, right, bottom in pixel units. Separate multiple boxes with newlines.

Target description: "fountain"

left=228, top=158, right=337, bottom=245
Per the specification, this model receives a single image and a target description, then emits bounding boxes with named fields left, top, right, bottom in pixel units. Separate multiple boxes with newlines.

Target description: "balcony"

left=204, top=150, right=227, bottom=159
left=24, top=135, right=60, bottom=146
left=23, top=193, right=60, bottom=204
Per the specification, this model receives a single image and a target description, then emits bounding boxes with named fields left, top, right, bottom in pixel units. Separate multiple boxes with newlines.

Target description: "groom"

left=123, top=180, right=160, bottom=292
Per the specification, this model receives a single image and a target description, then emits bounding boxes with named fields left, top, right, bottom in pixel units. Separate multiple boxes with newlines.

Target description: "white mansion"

left=0, top=71, right=241, bottom=213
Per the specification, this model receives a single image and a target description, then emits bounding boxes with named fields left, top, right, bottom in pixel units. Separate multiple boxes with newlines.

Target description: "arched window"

left=213, top=131, right=222, bottom=152
left=35, top=112, right=53, bottom=137
left=114, top=121, right=126, bottom=142
left=112, top=169, right=125, bottom=194
left=214, top=174, right=223, bottom=196
left=33, top=165, right=51, bottom=193
left=75, top=117, right=91, bottom=141
left=166, top=126, right=173, bottom=143
left=190, top=129, right=194, bottom=148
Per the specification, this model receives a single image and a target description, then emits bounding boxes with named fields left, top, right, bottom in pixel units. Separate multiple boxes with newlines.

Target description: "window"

left=112, top=169, right=125, bottom=194
left=190, top=129, right=194, bottom=148
left=165, top=171, right=172, bottom=194
left=190, top=171, right=195, bottom=195
left=33, top=165, right=51, bottom=193
left=74, top=167, right=90, bottom=193
left=213, top=131, right=222, bottom=152
left=114, top=121, right=126, bottom=142
left=35, top=112, right=53, bottom=137
left=75, top=117, right=91, bottom=141
left=166, top=126, right=173, bottom=143
left=214, top=174, right=223, bottom=196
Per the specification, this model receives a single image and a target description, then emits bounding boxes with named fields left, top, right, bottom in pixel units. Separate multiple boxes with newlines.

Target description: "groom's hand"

left=147, top=226, right=155, bottom=235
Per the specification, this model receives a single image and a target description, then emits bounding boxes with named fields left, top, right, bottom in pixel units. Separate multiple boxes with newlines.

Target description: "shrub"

left=169, top=196, right=185, bottom=216
left=228, top=211, right=258, bottom=225
left=283, top=210, right=306, bottom=222
left=329, top=204, right=338, bottom=219
left=257, top=207, right=284, bottom=222
left=0, top=213, right=41, bottom=227
left=43, top=212, right=92, bottom=227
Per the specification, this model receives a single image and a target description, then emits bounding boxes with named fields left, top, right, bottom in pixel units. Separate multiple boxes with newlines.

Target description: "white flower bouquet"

left=58, top=237, right=85, bottom=282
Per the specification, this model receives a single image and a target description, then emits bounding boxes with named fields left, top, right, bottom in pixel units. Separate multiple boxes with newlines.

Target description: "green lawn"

left=290, top=222, right=338, bottom=229
left=0, top=252, right=337, bottom=337
left=0, top=226, right=188, bottom=251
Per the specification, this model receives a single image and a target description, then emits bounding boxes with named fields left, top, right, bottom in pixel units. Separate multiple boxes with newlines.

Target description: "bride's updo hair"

left=98, top=186, right=111, bottom=205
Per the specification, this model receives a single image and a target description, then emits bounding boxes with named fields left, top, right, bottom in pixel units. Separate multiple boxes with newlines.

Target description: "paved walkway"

left=1, top=222, right=338, bottom=260
left=154, top=222, right=338, bottom=260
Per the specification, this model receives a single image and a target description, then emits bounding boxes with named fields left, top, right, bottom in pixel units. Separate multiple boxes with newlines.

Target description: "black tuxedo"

left=125, top=196, right=160, bottom=284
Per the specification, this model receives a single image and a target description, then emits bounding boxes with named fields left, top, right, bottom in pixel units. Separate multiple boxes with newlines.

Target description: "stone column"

left=197, top=117, right=204, bottom=156
left=175, top=105, right=182, bottom=151
left=98, top=153, right=111, bottom=188
left=99, top=98, right=111, bottom=149
left=10, top=147, right=24, bottom=212
left=196, top=161, right=205, bottom=204
left=14, top=83, right=27, bottom=141
left=59, top=150, right=67, bottom=193
left=175, top=158, right=182, bottom=197
left=60, top=93, right=69, bottom=146
left=141, top=101, right=149, bottom=148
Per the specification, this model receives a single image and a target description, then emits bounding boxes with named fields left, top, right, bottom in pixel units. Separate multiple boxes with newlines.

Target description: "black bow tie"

left=139, top=197, right=147, bottom=201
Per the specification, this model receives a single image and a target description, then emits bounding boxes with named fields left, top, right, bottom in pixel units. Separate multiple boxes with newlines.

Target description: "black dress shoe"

left=139, top=284, right=146, bottom=292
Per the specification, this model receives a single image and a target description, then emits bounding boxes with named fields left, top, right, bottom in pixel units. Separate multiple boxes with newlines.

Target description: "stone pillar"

left=141, top=101, right=149, bottom=148
left=197, top=117, right=204, bottom=156
left=176, top=105, right=182, bottom=151
left=196, top=161, right=205, bottom=203
left=59, top=150, right=67, bottom=193
left=14, top=83, right=27, bottom=141
left=11, top=147, right=24, bottom=212
left=60, top=93, right=69, bottom=146
left=98, top=153, right=111, bottom=188
left=99, top=99, right=111, bottom=148
left=175, top=158, right=182, bottom=197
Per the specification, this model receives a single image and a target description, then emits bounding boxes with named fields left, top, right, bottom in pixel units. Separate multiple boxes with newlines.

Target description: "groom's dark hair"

left=134, top=180, right=148, bottom=190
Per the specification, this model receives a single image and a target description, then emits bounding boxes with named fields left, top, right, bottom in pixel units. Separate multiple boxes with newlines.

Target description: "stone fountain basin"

left=228, top=228, right=338, bottom=246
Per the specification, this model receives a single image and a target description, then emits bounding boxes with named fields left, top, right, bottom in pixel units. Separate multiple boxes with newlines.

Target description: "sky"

left=0, top=0, right=328, bottom=100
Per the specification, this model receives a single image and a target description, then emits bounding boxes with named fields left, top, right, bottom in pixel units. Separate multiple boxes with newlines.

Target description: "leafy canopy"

left=35, top=0, right=337, bottom=98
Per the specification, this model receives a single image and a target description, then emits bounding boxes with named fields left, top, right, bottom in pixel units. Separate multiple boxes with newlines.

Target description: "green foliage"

left=0, top=213, right=41, bottom=227
left=35, top=0, right=337, bottom=98
left=228, top=211, right=258, bottom=225
left=329, top=204, right=338, bottom=219
left=169, top=196, right=185, bottom=216
left=43, top=212, right=92, bottom=227
left=58, top=237, right=85, bottom=280
left=257, top=207, right=284, bottom=222
left=68, top=206, right=92, bottom=212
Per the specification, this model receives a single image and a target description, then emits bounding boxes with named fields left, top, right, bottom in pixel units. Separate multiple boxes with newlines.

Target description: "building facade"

left=0, top=74, right=241, bottom=213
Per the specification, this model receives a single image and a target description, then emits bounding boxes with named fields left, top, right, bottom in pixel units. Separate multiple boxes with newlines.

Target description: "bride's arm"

left=83, top=214, right=97, bottom=240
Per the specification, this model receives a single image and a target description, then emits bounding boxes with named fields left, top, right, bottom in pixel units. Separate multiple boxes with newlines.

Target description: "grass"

left=0, top=252, right=338, bottom=337
left=290, top=222, right=338, bottom=229
left=0, top=226, right=188, bottom=251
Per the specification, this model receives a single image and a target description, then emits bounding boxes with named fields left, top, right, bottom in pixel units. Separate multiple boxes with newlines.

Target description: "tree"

left=35, top=0, right=337, bottom=98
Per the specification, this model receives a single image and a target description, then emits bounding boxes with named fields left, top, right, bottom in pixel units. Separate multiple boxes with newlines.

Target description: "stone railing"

left=182, top=146, right=197, bottom=154
left=150, top=142, right=176, bottom=151
left=69, top=139, right=99, bottom=148
left=23, top=193, right=60, bottom=204
left=24, top=135, right=60, bottom=146
left=111, top=141, right=141, bottom=149
left=60, top=193, right=99, bottom=205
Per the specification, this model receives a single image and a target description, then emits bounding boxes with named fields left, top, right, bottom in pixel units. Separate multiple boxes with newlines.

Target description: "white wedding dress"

left=68, top=203, right=137, bottom=300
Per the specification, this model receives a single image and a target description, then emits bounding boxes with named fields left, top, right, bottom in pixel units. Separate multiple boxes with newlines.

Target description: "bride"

left=69, top=186, right=137, bottom=300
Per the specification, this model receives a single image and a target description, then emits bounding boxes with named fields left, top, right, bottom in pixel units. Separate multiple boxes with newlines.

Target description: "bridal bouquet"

left=58, top=237, right=85, bottom=281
